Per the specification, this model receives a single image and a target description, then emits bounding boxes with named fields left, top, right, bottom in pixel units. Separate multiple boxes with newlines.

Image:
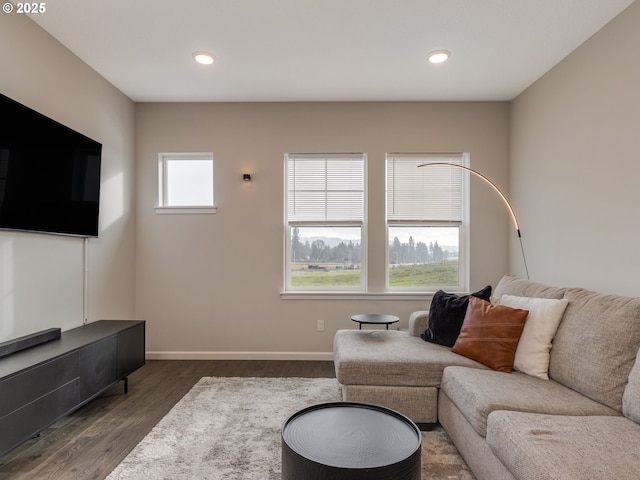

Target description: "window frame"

left=284, top=153, right=367, bottom=292
left=155, top=152, right=216, bottom=215
left=385, top=153, right=470, bottom=292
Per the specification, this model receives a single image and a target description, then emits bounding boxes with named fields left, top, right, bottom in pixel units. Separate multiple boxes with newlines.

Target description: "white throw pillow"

left=499, top=294, right=569, bottom=380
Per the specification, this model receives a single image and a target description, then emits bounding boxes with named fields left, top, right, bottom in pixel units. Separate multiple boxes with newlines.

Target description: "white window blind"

left=286, top=153, right=365, bottom=223
left=386, top=154, right=464, bottom=223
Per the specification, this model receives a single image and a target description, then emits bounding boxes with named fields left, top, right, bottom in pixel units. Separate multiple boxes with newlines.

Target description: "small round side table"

left=351, top=313, right=400, bottom=330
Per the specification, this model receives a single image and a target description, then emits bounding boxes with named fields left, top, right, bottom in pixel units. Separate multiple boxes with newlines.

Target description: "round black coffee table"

left=281, top=402, right=421, bottom=479
left=351, top=313, right=400, bottom=330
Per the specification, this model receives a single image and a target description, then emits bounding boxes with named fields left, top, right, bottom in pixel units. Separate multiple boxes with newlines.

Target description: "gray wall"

left=510, top=1, right=640, bottom=296
left=0, top=15, right=136, bottom=341
left=135, top=102, right=510, bottom=358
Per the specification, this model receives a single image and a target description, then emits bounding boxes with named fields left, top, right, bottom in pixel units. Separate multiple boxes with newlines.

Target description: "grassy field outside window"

left=291, top=261, right=458, bottom=287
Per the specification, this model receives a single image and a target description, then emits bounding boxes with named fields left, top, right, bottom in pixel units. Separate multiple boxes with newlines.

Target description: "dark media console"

left=0, top=320, right=145, bottom=457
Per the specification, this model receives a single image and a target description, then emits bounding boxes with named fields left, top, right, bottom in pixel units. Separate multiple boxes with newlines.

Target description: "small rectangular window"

left=157, top=153, right=216, bottom=214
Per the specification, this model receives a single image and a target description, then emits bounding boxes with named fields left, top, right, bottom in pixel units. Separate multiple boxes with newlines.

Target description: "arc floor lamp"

left=417, top=162, right=530, bottom=280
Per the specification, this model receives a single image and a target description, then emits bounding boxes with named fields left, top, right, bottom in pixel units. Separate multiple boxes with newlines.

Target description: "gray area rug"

left=106, top=377, right=474, bottom=479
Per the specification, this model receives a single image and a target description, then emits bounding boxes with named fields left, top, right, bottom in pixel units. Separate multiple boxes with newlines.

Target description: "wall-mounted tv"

left=0, top=93, right=102, bottom=237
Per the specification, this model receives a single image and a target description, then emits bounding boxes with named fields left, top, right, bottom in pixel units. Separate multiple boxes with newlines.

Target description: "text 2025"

left=17, top=3, right=46, bottom=13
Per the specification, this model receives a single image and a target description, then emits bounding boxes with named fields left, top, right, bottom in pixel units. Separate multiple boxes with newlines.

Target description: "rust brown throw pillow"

left=452, top=296, right=529, bottom=373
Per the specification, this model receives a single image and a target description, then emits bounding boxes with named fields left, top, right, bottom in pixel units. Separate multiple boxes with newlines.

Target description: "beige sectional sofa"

left=333, top=275, right=640, bottom=480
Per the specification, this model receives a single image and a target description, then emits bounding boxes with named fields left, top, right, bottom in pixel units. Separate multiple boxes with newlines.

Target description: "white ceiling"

left=29, top=0, right=635, bottom=102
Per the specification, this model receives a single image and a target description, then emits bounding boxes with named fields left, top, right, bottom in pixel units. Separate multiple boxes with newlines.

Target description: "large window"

left=285, top=153, right=366, bottom=290
left=157, top=153, right=215, bottom=214
left=386, top=153, right=469, bottom=291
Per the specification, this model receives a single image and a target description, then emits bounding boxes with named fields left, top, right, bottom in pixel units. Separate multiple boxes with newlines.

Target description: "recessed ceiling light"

left=428, top=50, right=450, bottom=64
left=193, top=51, right=215, bottom=65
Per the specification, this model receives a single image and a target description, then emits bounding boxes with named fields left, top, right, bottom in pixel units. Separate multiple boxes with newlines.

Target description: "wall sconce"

left=243, top=174, right=252, bottom=182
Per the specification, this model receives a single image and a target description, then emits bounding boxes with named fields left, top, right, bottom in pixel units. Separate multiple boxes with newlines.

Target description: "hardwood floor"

left=0, top=360, right=336, bottom=480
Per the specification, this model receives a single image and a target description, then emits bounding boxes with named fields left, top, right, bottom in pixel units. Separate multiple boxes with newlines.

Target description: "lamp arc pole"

left=417, top=162, right=530, bottom=280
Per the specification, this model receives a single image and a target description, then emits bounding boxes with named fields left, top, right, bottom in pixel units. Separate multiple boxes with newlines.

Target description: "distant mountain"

left=299, top=236, right=360, bottom=247
left=298, top=235, right=457, bottom=254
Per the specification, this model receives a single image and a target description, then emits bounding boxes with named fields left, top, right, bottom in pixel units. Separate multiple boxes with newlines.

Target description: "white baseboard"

left=145, top=351, right=334, bottom=361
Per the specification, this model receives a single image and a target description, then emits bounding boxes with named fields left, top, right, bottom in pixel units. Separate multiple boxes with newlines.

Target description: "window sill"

left=155, top=206, right=217, bottom=215
left=280, top=291, right=433, bottom=301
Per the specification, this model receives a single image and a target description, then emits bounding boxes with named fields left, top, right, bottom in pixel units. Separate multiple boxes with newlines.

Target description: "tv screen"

left=0, top=93, right=102, bottom=237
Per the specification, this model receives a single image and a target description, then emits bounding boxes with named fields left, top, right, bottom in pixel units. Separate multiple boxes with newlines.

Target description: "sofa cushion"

left=499, top=294, right=569, bottom=380
left=452, top=297, right=529, bottom=373
left=333, top=329, right=487, bottom=387
left=423, top=285, right=492, bottom=347
left=487, top=411, right=640, bottom=480
left=441, top=366, right=618, bottom=438
left=549, top=287, right=640, bottom=412
left=493, top=274, right=566, bottom=301
left=623, top=351, right=640, bottom=424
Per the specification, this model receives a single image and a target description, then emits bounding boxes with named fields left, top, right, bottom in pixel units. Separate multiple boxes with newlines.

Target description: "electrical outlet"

left=317, top=320, right=325, bottom=332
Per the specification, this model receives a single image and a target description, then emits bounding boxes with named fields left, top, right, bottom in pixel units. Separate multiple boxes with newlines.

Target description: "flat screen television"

left=0, top=93, right=102, bottom=237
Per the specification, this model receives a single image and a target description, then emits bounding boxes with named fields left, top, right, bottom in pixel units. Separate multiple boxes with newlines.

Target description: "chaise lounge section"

left=333, top=274, right=640, bottom=480
left=332, top=319, right=487, bottom=423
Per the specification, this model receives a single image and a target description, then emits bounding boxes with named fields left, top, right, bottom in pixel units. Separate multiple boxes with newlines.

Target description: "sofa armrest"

left=408, top=310, right=429, bottom=337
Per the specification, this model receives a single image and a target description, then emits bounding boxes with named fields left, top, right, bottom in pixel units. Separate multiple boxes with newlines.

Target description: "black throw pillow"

left=422, top=285, right=492, bottom=347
